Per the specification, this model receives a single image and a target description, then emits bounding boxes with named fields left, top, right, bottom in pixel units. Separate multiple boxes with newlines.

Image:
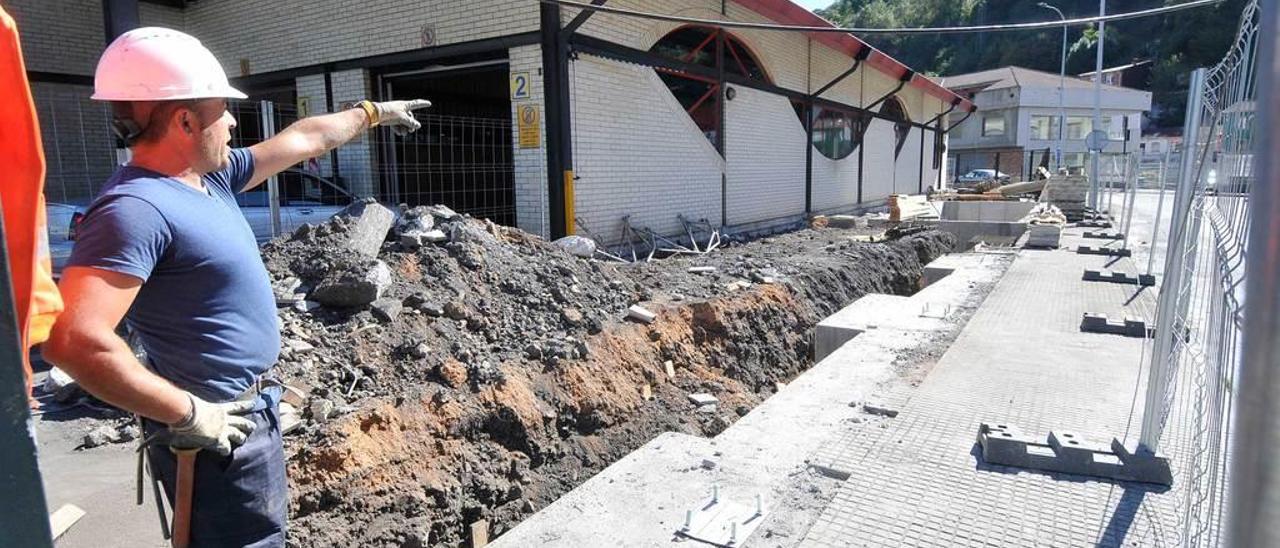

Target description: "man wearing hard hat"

left=43, top=27, right=429, bottom=546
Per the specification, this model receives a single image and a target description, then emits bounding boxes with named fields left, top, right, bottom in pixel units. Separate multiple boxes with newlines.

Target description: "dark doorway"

left=380, top=62, right=516, bottom=226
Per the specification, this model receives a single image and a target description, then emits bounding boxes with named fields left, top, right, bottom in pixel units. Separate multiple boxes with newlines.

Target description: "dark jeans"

left=144, top=404, right=287, bottom=547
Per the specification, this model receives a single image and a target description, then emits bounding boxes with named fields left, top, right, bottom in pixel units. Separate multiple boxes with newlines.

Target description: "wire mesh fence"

left=30, top=83, right=118, bottom=207
left=225, top=102, right=517, bottom=240
left=35, top=94, right=520, bottom=244
left=1136, top=1, right=1259, bottom=545
left=373, top=113, right=516, bottom=226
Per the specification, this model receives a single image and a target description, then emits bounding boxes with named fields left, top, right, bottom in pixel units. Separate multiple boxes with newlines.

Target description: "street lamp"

left=1039, top=2, right=1067, bottom=173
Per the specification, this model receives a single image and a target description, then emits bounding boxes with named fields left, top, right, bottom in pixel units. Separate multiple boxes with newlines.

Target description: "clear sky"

left=793, top=0, right=833, bottom=12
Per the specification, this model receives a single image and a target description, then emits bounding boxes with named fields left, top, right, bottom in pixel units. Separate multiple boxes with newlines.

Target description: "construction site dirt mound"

left=258, top=205, right=954, bottom=547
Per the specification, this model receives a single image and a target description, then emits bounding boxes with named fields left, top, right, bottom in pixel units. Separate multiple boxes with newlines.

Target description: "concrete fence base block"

left=1077, top=245, right=1132, bottom=257
left=977, top=423, right=1172, bottom=486
left=1077, top=220, right=1113, bottom=229
left=1080, top=313, right=1150, bottom=338
left=1082, top=231, right=1125, bottom=240
left=1082, top=270, right=1157, bottom=287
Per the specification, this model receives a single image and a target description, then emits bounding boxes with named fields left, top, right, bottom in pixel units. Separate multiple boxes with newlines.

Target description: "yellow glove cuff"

left=358, top=100, right=380, bottom=127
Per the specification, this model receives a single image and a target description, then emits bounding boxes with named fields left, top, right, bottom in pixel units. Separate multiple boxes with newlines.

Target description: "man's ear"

left=180, top=111, right=194, bottom=134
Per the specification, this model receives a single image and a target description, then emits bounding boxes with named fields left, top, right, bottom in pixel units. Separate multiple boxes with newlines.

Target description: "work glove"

left=167, top=393, right=257, bottom=456
left=372, top=99, right=432, bottom=136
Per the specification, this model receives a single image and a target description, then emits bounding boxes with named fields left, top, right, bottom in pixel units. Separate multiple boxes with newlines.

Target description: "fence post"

left=259, top=100, right=282, bottom=237
left=1228, top=0, right=1279, bottom=542
left=1138, top=67, right=1207, bottom=452
left=1119, top=154, right=1137, bottom=250
left=1146, top=148, right=1172, bottom=277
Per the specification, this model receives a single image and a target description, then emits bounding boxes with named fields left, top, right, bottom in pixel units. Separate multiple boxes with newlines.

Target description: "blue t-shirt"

left=67, top=148, right=280, bottom=401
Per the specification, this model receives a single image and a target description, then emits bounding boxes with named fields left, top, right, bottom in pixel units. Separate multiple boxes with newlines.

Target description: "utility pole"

left=1039, top=3, right=1067, bottom=171
left=1090, top=0, right=1106, bottom=209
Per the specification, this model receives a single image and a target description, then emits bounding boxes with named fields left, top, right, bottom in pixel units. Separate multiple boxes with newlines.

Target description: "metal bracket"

left=561, top=0, right=608, bottom=37
left=977, top=423, right=1173, bottom=486
left=864, top=73, right=912, bottom=112
left=1077, top=245, right=1132, bottom=257
left=676, top=486, right=768, bottom=547
left=1080, top=313, right=1151, bottom=338
left=1083, top=269, right=1156, bottom=287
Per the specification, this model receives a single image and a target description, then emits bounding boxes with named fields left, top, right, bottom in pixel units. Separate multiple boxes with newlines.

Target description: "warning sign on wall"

left=518, top=104, right=540, bottom=148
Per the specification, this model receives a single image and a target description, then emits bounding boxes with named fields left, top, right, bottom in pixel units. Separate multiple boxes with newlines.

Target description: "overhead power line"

left=539, top=0, right=1223, bottom=35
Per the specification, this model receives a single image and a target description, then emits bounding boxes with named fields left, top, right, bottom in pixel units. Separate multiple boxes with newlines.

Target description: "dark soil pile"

left=260, top=205, right=953, bottom=547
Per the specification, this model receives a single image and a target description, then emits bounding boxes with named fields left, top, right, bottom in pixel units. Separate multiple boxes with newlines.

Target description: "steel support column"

left=540, top=3, right=570, bottom=238
left=101, top=0, right=139, bottom=42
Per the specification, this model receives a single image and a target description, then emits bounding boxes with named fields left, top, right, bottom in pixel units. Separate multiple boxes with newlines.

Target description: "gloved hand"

left=372, top=99, right=432, bottom=136
left=167, top=393, right=256, bottom=456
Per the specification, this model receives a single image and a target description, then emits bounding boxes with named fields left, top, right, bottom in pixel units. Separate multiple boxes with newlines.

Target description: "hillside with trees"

left=816, top=0, right=1248, bottom=128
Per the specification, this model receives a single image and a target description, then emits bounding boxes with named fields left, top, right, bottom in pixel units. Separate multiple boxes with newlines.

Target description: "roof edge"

left=733, top=0, right=973, bottom=111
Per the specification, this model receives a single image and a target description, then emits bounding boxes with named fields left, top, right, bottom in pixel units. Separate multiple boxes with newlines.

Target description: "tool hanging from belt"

left=129, top=329, right=288, bottom=546
left=136, top=384, right=276, bottom=547
left=134, top=371, right=283, bottom=546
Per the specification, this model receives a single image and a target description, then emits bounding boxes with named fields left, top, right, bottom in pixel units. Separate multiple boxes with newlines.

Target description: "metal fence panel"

left=1137, top=1, right=1260, bottom=545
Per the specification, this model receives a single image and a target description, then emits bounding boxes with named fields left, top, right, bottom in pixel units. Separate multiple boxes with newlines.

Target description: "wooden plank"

left=49, top=504, right=86, bottom=540
left=470, top=520, right=489, bottom=548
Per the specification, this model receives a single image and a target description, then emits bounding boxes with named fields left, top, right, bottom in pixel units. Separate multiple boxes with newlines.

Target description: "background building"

left=942, top=65, right=1150, bottom=183
left=8, top=0, right=972, bottom=243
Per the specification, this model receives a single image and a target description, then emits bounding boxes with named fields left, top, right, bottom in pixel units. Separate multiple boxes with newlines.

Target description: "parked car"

left=955, top=169, right=1011, bottom=187
left=46, top=198, right=347, bottom=277
left=45, top=202, right=81, bottom=278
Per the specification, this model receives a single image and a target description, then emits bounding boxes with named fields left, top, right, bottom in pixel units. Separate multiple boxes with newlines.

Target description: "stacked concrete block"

left=1042, top=174, right=1090, bottom=221
left=1025, top=225, right=1062, bottom=248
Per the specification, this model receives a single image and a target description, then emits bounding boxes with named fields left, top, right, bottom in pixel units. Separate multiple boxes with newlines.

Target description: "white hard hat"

left=92, top=27, right=247, bottom=101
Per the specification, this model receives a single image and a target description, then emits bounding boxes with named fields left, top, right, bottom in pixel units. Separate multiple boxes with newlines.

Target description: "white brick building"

left=7, top=0, right=972, bottom=242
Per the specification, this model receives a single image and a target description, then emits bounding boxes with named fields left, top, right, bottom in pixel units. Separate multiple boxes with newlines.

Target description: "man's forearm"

left=246, top=99, right=427, bottom=192
left=277, top=108, right=369, bottom=160
left=46, top=333, right=191, bottom=424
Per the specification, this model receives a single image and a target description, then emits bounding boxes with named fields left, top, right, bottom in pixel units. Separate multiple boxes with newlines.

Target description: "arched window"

left=880, top=96, right=912, bottom=158
left=650, top=27, right=770, bottom=150
left=802, top=106, right=861, bottom=160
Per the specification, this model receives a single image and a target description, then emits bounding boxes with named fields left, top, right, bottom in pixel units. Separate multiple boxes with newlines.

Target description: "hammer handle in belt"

left=171, top=449, right=198, bottom=548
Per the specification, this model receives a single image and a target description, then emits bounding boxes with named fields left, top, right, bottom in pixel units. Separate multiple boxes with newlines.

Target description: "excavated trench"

left=262, top=210, right=953, bottom=548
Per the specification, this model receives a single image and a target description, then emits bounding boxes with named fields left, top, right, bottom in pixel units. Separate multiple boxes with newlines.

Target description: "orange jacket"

left=1, top=6, right=65, bottom=399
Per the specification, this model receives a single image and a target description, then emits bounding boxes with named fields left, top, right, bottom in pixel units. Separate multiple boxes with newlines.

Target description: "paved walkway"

left=800, top=224, right=1196, bottom=547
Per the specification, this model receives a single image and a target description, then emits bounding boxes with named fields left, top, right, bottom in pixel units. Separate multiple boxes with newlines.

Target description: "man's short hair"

left=112, top=100, right=198, bottom=146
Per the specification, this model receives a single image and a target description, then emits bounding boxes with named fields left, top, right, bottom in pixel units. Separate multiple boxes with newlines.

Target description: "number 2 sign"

left=510, top=71, right=532, bottom=101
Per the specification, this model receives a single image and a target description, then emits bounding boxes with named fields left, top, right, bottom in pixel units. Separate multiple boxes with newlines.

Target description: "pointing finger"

left=406, top=99, right=432, bottom=110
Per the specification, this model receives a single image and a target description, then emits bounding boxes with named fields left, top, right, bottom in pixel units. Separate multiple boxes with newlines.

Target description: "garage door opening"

left=380, top=61, right=516, bottom=226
